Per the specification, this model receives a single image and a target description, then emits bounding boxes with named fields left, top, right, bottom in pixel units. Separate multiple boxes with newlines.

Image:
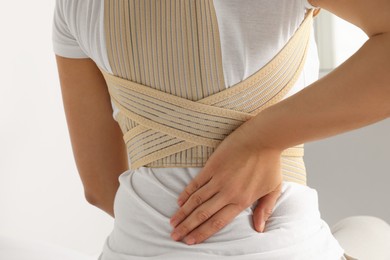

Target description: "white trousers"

left=1, top=217, right=389, bottom=260
left=98, top=172, right=344, bottom=260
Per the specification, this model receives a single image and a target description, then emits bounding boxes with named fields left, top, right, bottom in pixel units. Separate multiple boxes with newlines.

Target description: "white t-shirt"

left=52, top=0, right=320, bottom=119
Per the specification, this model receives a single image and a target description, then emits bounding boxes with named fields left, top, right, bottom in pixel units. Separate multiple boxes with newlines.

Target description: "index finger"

left=182, top=203, right=242, bottom=245
left=176, top=170, right=212, bottom=206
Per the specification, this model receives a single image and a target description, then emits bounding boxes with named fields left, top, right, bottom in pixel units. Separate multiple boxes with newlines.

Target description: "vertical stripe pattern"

left=105, top=0, right=226, bottom=100
left=104, top=0, right=227, bottom=171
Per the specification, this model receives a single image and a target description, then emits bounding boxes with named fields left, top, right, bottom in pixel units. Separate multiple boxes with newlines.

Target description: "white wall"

left=0, top=1, right=113, bottom=255
left=309, top=10, right=390, bottom=226
left=0, top=2, right=389, bottom=256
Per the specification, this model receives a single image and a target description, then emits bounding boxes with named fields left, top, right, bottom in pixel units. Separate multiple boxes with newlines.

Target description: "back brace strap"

left=100, top=6, right=316, bottom=185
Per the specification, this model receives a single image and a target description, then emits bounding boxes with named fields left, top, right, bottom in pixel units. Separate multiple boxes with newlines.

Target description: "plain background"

left=0, top=2, right=389, bottom=256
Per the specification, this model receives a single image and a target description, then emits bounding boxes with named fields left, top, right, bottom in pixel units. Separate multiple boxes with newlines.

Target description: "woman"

left=52, top=0, right=390, bottom=259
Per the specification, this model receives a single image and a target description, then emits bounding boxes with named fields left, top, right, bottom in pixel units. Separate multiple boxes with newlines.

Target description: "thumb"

left=252, top=184, right=282, bottom=232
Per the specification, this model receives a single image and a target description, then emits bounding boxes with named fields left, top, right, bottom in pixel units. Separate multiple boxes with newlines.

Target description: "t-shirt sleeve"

left=52, top=0, right=89, bottom=58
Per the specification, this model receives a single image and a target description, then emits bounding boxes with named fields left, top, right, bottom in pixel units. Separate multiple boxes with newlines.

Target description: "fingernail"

left=256, top=220, right=265, bottom=232
left=170, top=217, right=179, bottom=227
left=171, top=232, right=180, bottom=241
left=184, top=236, right=195, bottom=245
left=259, top=221, right=266, bottom=232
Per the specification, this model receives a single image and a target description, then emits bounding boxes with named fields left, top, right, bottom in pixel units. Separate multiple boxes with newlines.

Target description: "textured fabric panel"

left=104, top=0, right=231, bottom=169
left=105, top=0, right=226, bottom=100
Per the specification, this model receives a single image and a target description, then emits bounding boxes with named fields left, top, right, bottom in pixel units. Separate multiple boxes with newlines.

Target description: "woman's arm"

left=170, top=0, right=390, bottom=245
left=55, top=56, right=129, bottom=218
left=252, top=34, right=390, bottom=151
left=254, top=0, right=390, bottom=151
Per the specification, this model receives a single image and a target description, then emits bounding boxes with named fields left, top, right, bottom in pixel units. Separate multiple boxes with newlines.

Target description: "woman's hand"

left=169, top=118, right=283, bottom=245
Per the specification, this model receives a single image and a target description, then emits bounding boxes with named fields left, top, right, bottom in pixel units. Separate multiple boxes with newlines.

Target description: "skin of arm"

left=254, top=0, right=390, bottom=152
left=170, top=0, right=390, bottom=245
left=55, top=56, right=129, bottom=218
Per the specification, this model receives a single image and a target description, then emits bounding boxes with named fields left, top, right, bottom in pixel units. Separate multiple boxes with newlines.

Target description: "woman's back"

left=52, top=0, right=345, bottom=259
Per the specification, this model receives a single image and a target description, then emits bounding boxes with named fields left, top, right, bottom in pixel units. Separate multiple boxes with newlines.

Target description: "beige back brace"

left=99, top=1, right=317, bottom=185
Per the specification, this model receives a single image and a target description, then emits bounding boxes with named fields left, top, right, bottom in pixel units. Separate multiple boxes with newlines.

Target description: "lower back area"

left=99, top=167, right=345, bottom=260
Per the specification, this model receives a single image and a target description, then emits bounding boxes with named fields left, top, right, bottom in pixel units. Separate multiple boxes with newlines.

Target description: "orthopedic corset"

left=99, top=0, right=318, bottom=185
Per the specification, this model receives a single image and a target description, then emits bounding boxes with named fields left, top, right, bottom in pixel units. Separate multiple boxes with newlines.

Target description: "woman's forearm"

left=250, top=32, right=390, bottom=152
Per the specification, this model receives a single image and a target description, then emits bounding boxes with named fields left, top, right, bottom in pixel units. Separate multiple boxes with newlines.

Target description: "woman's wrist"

left=236, top=112, right=286, bottom=158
